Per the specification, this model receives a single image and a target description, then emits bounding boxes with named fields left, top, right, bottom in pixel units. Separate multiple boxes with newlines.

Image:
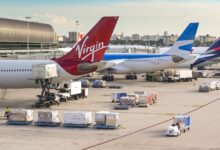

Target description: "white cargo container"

left=199, top=83, right=211, bottom=92
left=63, top=111, right=92, bottom=125
left=106, top=112, right=119, bottom=127
left=216, top=81, right=220, bottom=90
left=134, top=90, right=147, bottom=96
left=139, top=95, right=150, bottom=107
left=95, top=111, right=109, bottom=125
left=210, top=81, right=217, bottom=90
left=127, top=94, right=139, bottom=103
left=58, top=81, right=82, bottom=100
left=8, top=109, right=33, bottom=122
left=37, top=111, right=60, bottom=123
left=199, top=81, right=217, bottom=92
left=32, top=64, right=58, bottom=79
left=95, top=111, right=120, bottom=128
left=119, top=96, right=136, bottom=106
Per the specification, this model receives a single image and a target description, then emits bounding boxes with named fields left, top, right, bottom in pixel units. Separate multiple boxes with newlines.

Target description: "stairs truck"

left=58, top=81, right=82, bottom=101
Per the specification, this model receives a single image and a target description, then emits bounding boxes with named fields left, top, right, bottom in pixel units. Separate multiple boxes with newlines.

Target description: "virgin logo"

left=76, top=36, right=106, bottom=62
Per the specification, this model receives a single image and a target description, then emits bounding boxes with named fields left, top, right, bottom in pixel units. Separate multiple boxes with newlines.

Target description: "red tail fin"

left=55, top=16, right=118, bottom=62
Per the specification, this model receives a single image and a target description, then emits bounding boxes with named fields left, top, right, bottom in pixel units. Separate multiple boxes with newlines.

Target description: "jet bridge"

left=32, top=63, right=59, bottom=108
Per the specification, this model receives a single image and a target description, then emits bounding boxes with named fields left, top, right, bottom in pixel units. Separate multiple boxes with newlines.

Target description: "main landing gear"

left=125, top=74, right=137, bottom=80
left=102, top=74, right=114, bottom=81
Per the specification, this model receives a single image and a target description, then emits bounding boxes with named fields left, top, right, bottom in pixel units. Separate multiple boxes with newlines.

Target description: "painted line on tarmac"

left=82, top=98, right=220, bottom=150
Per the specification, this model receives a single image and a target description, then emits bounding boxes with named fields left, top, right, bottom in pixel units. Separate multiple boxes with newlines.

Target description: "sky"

left=1, top=0, right=220, bottom=37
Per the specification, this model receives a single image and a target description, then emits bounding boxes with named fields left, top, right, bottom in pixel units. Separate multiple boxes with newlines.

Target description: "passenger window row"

left=0, top=69, right=32, bottom=72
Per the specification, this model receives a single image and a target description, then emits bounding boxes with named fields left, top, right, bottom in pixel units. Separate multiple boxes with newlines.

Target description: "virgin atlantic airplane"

left=0, top=16, right=118, bottom=88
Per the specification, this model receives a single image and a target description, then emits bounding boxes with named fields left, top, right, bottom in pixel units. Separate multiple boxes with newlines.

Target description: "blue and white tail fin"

left=165, top=23, right=199, bottom=59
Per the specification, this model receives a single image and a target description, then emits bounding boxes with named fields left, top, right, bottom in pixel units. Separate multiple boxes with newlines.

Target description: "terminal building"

left=0, top=18, right=57, bottom=51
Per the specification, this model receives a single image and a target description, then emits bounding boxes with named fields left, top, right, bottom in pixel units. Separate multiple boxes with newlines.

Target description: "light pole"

left=26, top=16, right=31, bottom=55
left=75, top=20, right=79, bottom=43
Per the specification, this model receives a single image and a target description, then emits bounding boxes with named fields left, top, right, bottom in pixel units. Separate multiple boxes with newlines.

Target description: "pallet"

left=7, top=121, right=32, bottom=125
left=35, top=122, right=61, bottom=127
left=108, top=86, right=122, bottom=89
left=138, top=104, right=150, bottom=107
left=95, top=124, right=119, bottom=129
left=63, top=123, right=91, bottom=128
left=114, top=105, right=130, bottom=110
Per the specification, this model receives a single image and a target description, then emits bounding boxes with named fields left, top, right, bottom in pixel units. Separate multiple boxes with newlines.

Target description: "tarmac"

left=0, top=75, right=220, bottom=150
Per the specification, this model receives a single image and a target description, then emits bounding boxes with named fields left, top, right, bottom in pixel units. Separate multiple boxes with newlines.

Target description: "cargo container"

left=95, top=111, right=110, bottom=125
left=111, top=92, right=127, bottom=102
left=199, top=81, right=219, bottom=92
left=95, top=111, right=119, bottom=129
left=63, top=111, right=92, bottom=128
left=127, top=94, right=139, bottom=104
left=199, top=83, right=211, bottom=92
left=114, top=96, right=136, bottom=110
left=134, top=90, right=147, bottom=96
left=80, top=79, right=90, bottom=88
left=92, top=80, right=107, bottom=88
left=216, top=81, right=220, bottom=90
left=32, top=64, right=58, bottom=79
left=210, top=81, right=218, bottom=90
left=119, top=96, right=136, bottom=106
left=139, top=95, right=150, bottom=107
left=7, top=109, right=33, bottom=125
left=35, top=110, right=61, bottom=126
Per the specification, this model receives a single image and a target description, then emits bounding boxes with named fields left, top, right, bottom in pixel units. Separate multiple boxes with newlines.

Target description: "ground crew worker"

left=4, top=107, right=11, bottom=119
left=176, top=121, right=180, bottom=130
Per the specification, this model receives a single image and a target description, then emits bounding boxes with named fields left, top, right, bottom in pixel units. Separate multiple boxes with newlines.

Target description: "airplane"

left=159, top=47, right=208, bottom=55
left=99, top=22, right=199, bottom=80
left=0, top=16, right=119, bottom=88
left=176, top=38, right=220, bottom=68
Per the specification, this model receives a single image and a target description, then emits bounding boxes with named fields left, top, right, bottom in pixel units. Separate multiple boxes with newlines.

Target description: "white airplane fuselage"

left=109, top=56, right=178, bottom=74
left=0, top=60, right=75, bottom=88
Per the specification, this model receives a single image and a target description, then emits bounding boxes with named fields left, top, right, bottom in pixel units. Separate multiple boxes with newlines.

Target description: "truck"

left=166, top=115, right=190, bottom=137
left=58, top=81, right=82, bottom=101
left=165, top=69, right=193, bottom=82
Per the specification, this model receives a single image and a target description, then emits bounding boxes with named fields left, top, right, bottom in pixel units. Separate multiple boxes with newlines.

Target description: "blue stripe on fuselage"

left=103, top=53, right=170, bottom=61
